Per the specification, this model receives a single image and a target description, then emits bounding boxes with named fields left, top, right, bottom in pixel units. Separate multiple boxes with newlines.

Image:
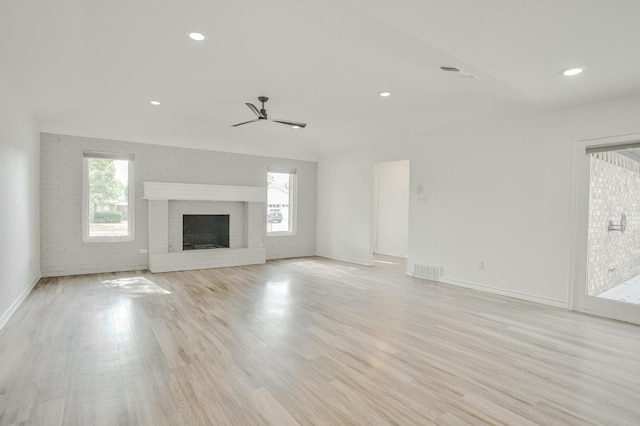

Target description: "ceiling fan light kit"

left=231, top=96, right=307, bottom=129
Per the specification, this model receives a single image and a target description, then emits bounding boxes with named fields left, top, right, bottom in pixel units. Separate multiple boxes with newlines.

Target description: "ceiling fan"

left=231, top=96, right=307, bottom=129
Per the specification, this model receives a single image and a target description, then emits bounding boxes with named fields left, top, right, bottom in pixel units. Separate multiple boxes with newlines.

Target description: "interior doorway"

left=373, top=159, right=410, bottom=273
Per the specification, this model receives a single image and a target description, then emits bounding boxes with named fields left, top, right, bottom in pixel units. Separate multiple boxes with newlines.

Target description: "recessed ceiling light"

left=379, top=92, right=391, bottom=97
left=187, top=32, right=206, bottom=41
left=150, top=101, right=161, bottom=106
left=292, top=125, right=301, bottom=129
left=562, top=67, right=584, bottom=76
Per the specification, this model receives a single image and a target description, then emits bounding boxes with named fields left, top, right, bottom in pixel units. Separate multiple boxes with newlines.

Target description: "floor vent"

left=413, top=264, right=443, bottom=281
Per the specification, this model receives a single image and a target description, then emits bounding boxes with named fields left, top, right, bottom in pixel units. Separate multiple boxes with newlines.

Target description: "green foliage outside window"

left=89, top=158, right=125, bottom=205
left=94, top=211, right=122, bottom=223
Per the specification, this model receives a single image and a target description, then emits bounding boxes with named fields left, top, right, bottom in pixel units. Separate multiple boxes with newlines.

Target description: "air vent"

left=413, top=263, right=443, bottom=281
left=440, top=66, right=460, bottom=72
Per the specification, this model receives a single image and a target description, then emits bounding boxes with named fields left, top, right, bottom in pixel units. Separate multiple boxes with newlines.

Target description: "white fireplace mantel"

left=143, top=182, right=266, bottom=273
left=143, top=182, right=266, bottom=203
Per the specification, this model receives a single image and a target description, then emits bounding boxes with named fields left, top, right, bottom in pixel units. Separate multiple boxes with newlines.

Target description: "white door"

left=374, top=160, right=410, bottom=257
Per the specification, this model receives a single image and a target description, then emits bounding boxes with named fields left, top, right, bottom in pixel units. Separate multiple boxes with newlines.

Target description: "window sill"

left=83, top=236, right=134, bottom=243
left=267, top=232, right=296, bottom=237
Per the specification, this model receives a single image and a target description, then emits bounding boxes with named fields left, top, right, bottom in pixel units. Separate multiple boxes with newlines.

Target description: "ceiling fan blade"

left=245, top=103, right=264, bottom=118
left=231, top=118, right=261, bottom=127
left=271, top=119, right=307, bottom=128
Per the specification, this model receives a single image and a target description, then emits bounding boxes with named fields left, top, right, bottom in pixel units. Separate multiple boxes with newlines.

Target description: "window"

left=83, top=151, right=134, bottom=242
left=267, top=167, right=297, bottom=234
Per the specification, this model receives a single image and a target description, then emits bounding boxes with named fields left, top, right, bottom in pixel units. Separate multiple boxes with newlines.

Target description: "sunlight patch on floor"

left=103, top=277, right=171, bottom=295
left=263, top=280, right=291, bottom=318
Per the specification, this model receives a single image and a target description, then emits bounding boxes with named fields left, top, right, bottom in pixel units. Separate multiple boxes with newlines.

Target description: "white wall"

left=316, top=152, right=376, bottom=266
left=0, top=72, right=40, bottom=329
left=317, top=93, right=640, bottom=306
left=375, top=160, right=409, bottom=257
left=41, top=133, right=317, bottom=276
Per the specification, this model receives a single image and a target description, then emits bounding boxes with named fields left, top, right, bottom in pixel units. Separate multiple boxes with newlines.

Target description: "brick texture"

left=587, top=152, right=640, bottom=295
left=40, top=133, right=317, bottom=276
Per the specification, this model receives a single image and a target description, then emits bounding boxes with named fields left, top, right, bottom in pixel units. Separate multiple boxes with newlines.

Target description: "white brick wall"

left=40, top=133, right=317, bottom=276
left=148, top=200, right=169, bottom=255
left=587, top=152, right=640, bottom=295
left=149, top=248, right=266, bottom=273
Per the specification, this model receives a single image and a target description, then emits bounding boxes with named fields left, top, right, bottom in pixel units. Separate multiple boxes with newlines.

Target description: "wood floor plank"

left=250, top=387, right=299, bottom=425
left=1, top=255, right=639, bottom=425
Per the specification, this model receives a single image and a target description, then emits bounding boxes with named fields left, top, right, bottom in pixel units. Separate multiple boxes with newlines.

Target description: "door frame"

left=571, top=131, right=640, bottom=324
left=372, top=159, right=410, bottom=258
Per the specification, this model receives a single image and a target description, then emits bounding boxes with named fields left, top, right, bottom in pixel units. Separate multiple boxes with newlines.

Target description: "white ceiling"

left=1, top=0, right=639, bottom=158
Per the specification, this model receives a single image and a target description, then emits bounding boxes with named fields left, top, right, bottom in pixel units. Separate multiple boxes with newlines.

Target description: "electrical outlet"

left=477, top=260, right=484, bottom=270
left=140, top=248, right=148, bottom=254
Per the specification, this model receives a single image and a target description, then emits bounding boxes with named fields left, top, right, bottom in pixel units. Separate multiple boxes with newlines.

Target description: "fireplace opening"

left=183, top=214, right=230, bottom=250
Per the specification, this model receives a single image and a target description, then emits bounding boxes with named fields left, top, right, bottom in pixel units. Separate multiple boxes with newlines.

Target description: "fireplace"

left=144, top=182, right=266, bottom=272
left=183, top=214, right=230, bottom=250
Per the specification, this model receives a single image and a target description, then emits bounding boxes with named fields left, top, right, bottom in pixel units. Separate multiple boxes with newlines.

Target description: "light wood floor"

left=1, top=256, right=640, bottom=425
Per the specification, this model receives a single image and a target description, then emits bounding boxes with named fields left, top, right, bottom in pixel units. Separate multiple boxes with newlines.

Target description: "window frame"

left=267, top=167, right=297, bottom=236
left=82, top=151, right=135, bottom=243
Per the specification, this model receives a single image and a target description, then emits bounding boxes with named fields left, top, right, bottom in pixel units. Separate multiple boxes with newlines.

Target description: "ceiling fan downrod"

left=258, top=96, right=268, bottom=119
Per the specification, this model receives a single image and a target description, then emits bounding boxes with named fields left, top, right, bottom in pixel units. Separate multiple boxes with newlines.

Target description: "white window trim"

left=267, top=168, right=297, bottom=236
left=82, top=152, right=135, bottom=243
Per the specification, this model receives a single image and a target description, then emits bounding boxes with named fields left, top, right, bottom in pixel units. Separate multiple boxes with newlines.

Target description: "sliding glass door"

left=573, top=135, right=640, bottom=324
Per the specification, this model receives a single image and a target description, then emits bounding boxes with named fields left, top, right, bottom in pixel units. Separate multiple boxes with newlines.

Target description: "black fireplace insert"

left=183, top=214, right=230, bottom=250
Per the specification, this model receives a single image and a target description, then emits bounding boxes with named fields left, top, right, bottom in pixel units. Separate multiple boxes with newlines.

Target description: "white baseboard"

left=0, top=273, right=41, bottom=332
left=41, top=265, right=148, bottom=277
left=316, top=253, right=374, bottom=267
left=407, top=273, right=567, bottom=308
left=373, top=250, right=407, bottom=258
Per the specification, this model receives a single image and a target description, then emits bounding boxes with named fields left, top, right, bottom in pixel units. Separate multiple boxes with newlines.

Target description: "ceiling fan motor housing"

left=231, top=95, right=306, bottom=128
